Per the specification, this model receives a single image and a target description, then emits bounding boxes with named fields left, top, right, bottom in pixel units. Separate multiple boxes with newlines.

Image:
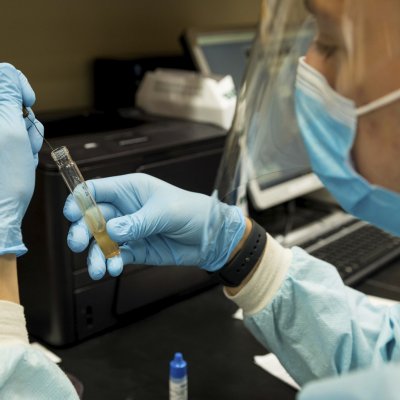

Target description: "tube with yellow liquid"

left=51, top=146, right=120, bottom=259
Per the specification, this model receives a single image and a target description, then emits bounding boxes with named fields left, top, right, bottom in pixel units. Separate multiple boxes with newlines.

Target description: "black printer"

left=18, top=111, right=226, bottom=346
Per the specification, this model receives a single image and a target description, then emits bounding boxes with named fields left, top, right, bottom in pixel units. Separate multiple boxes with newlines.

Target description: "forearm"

left=0, top=254, right=20, bottom=304
left=0, top=254, right=27, bottom=344
left=0, top=257, right=75, bottom=397
left=225, top=232, right=291, bottom=314
left=226, top=242, right=400, bottom=385
left=0, top=252, right=75, bottom=397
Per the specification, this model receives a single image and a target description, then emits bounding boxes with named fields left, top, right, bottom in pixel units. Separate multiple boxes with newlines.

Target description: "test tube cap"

left=170, top=352, right=187, bottom=379
left=51, top=146, right=71, bottom=167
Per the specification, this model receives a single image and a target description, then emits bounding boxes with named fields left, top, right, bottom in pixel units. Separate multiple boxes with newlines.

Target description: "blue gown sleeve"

left=0, top=343, right=79, bottom=399
left=244, top=247, right=400, bottom=386
left=298, top=362, right=400, bottom=400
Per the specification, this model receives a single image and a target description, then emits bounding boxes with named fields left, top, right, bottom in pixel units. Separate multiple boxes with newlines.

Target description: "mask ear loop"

left=356, top=89, right=400, bottom=116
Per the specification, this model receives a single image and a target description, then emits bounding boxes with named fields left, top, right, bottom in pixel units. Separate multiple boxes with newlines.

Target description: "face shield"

left=215, top=0, right=316, bottom=208
left=215, top=0, right=400, bottom=236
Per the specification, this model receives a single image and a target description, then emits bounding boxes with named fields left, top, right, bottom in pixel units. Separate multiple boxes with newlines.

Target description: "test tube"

left=51, top=146, right=120, bottom=259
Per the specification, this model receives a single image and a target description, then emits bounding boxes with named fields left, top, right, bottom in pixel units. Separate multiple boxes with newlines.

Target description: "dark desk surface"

left=54, top=285, right=297, bottom=400
left=52, top=260, right=400, bottom=400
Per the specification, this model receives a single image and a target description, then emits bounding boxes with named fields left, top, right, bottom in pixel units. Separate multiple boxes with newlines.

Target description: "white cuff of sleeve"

left=224, top=234, right=292, bottom=316
left=0, top=301, right=28, bottom=344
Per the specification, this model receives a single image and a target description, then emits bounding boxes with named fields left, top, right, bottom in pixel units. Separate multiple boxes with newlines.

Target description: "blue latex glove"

left=63, top=173, right=245, bottom=280
left=0, top=63, right=44, bottom=256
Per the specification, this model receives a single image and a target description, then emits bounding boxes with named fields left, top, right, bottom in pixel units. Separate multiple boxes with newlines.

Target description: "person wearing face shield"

left=2, top=0, right=400, bottom=399
left=64, top=0, right=400, bottom=399
left=62, top=1, right=400, bottom=398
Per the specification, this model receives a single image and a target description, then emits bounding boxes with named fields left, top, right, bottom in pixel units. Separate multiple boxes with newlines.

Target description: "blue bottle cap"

left=170, top=352, right=187, bottom=380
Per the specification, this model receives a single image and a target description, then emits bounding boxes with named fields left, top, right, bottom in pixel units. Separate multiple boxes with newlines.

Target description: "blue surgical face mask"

left=295, top=56, right=400, bottom=236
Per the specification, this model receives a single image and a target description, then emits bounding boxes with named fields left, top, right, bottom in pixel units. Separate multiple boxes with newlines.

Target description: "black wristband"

left=217, top=219, right=267, bottom=287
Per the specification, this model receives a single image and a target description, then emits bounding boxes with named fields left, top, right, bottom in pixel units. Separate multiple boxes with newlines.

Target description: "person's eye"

left=314, top=40, right=338, bottom=58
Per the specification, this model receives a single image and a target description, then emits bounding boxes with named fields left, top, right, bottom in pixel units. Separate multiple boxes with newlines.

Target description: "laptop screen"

left=182, top=28, right=255, bottom=91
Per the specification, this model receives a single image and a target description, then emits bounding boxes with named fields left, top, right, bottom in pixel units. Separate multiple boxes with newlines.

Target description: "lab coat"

left=226, top=234, right=400, bottom=399
left=0, top=301, right=78, bottom=399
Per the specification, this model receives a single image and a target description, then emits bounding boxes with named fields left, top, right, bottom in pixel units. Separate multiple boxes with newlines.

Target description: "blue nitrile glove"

left=0, top=63, right=44, bottom=256
left=63, top=173, right=245, bottom=280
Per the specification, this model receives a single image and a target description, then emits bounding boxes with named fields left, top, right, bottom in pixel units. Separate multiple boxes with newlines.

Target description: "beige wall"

left=2, top=1, right=259, bottom=112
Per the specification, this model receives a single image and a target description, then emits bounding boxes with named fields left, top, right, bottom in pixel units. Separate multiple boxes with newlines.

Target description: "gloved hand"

left=0, top=63, right=44, bottom=256
left=63, top=173, right=245, bottom=280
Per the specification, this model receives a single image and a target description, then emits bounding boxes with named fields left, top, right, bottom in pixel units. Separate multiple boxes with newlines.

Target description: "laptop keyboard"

left=272, top=210, right=400, bottom=286
left=304, top=221, right=400, bottom=285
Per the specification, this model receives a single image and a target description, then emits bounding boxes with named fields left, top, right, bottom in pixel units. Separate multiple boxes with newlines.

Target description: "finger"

left=119, top=244, right=137, bottom=265
left=85, top=175, right=144, bottom=208
left=67, top=218, right=91, bottom=253
left=18, top=69, right=35, bottom=107
left=67, top=203, right=122, bottom=252
left=115, top=241, right=154, bottom=266
left=65, top=202, right=122, bottom=225
left=87, top=242, right=107, bottom=280
left=106, top=254, right=124, bottom=277
left=63, top=193, right=81, bottom=222
left=119, top=239, right=176, bottom=266
left=63, top=182, right=122, bottom=222
left=27, top=119, right=44, bottom=155
left=107, top=202, right=162, bottom=243
left=85, top=178, right=119, bottom=203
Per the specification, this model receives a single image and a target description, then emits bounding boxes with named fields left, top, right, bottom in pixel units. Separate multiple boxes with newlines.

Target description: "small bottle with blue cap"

left=169, top=352, right=188, bottom=400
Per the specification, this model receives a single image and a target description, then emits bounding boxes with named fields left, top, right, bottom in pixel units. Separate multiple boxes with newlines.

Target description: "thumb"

left=107, top=203, right=164, bottom=242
